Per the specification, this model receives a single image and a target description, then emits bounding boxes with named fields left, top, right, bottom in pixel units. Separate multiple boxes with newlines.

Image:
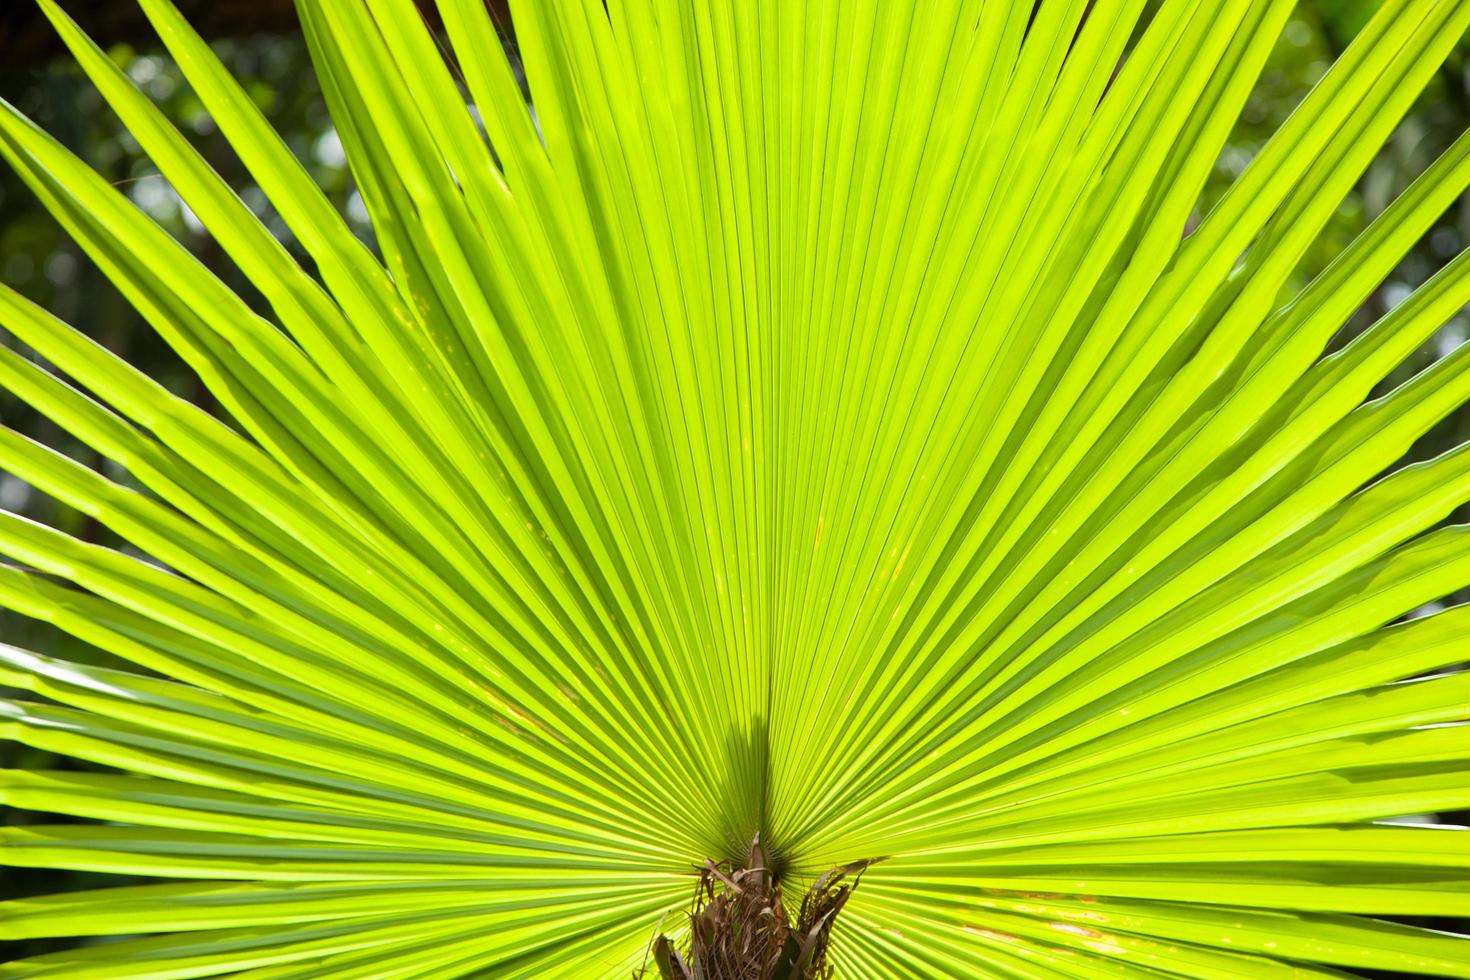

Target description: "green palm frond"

left=2, top=0, right=1470, bottom=975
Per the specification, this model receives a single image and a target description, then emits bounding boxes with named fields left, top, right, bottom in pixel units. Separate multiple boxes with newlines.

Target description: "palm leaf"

left=3, top=0, right=1470, bottom=975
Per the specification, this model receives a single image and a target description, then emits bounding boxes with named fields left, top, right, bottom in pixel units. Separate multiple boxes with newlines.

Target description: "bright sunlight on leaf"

left=2, top=0, right=1470, bottom=976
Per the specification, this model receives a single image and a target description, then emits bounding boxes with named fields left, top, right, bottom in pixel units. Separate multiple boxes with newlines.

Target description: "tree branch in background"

left=0, top=0, right=511, bottom=68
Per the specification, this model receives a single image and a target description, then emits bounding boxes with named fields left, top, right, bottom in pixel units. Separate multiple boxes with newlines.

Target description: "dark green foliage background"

left=0, top=1, right=1466, bottom=973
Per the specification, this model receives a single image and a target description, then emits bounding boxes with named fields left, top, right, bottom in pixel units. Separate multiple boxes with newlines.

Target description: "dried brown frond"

left=637, top=838, right=875, bottom=980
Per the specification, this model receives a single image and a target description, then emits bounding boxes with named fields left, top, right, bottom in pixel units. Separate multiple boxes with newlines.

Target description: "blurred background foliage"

left=0, top=0, right=1466, bottom=973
